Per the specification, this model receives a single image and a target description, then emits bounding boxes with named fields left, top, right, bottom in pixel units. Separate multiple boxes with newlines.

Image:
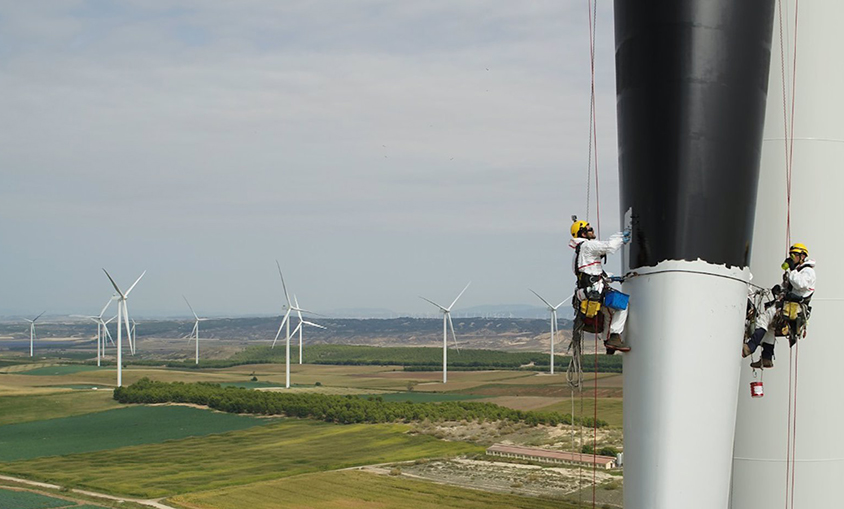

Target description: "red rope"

left=790, top=342, right=800, bottom=508
left=785, top=347, right=794, bottom=509
left=778, top=2, right=801, bottom=507
left=588, top=0, right=601, bottom=239
left=585, top=3, right=600, bottom=507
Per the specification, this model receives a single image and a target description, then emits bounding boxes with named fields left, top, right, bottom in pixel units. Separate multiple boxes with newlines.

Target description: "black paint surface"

left=615, top=1, right=776, bottom=269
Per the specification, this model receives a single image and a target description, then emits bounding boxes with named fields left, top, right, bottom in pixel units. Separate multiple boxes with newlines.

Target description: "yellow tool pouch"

left=783, top=301, right=800, bottom=321
left=580, top=299, right=602, bottom=318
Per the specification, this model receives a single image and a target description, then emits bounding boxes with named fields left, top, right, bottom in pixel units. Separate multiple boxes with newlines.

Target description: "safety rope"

left=778, top=1, right=801, bottom=507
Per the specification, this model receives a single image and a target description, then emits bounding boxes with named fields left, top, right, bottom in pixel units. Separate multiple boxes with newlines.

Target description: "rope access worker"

left=742, top=243, right=815, bottom=368
left=570, top=218, right=631, bottom=353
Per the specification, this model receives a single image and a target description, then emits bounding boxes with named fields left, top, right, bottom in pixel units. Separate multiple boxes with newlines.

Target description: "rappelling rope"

left=777, top=1, right=801, bottom=507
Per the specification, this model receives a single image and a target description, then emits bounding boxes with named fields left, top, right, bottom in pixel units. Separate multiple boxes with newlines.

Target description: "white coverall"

left=757, top=259, right=816, bottom=344
left=570, top=233, right=628, bottom=335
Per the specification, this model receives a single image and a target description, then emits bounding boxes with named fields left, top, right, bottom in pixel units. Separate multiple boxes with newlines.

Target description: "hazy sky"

left=0, top=1, right=622, bottom=318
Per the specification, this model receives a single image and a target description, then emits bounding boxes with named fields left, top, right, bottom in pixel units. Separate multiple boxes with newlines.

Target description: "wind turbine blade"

left=105, top=315, right=116, bottom=324
left=419, top=296, right=448, bottom=312
left=276, top=260, right=292, bottom=306
left=189, top=322, right=198, bottom=343
left=529, top=288, right=554, bottom=309
left=447, top=282, right=471, bottom=311
left=33, top=310, right=46, bottom=322
left=99, top=298, right=112, bottom=319
left=554, top=293, right=574, bottom=310
left=124, top=271, right=146, bottom=297
left=272, top=309, right=292, bottom=348
left=183, top=295, right=199, bottom=320
left=302, top=321, right=326, bottom=329
left=102, top=269, right=125, bottom=298
left=288, top=322, right=303, bottom=340
left=294, top=296, right=304, bottom=323
left=122, top=301, right=132, bottom=353
left=447, top=313, right=460, bottom=353
left=103, top=321, right=115, bottom=345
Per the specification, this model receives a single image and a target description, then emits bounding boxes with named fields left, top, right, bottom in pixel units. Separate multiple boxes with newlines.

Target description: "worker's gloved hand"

left=622, top=228, right=632, bottom=244
left=782, top=257, right=795, bottom=271
left=609, top=275, right=625, bottom=283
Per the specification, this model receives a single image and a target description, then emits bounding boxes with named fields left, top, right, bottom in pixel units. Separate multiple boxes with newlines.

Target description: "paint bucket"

left=750, top=381, right=764, bottom=398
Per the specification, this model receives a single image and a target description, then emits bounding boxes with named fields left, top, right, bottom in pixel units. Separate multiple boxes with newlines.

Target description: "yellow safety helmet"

left=570, top=219, right=590, bottom=238
left=789, top=243, right=809, bottom=257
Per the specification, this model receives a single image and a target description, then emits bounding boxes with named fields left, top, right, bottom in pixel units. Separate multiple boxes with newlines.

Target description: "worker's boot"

left=605, top=333, right=631, bottom=354
left=750, top=343, right=775, bottom=369
left=743, top=328, right=765, bottom=358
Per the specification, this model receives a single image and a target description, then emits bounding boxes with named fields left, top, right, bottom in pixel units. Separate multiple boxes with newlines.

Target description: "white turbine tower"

left=529, top=289, right=568, bottom=375
left=80, top=298, right=114, bottom=367
left=25, top=311, right=46, bottom=357
left=420, top=282, right=470, bottom=384
left=272, top=261, right=296, bottom=389
left=103, top=269, right=145, bottom=387
left=289, top=294, right=326, bottom=365
left=183, top=296, right=207, bottom=365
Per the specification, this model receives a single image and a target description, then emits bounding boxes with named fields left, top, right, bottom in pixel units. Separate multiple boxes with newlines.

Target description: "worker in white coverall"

left=570, top=219, right=630, bottom=353
left=742, top=243, right=816, bottom=368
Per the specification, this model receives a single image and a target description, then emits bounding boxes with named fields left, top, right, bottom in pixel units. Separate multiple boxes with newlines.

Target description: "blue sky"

left=0, top=1, right=622, bottom=318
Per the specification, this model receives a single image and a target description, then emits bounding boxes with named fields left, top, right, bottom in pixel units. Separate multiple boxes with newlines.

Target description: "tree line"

left=114, top=378, right=608, bottom=428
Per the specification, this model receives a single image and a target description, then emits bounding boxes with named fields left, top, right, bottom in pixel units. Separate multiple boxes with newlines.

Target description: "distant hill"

left=0, top=316, right=575, bottom=354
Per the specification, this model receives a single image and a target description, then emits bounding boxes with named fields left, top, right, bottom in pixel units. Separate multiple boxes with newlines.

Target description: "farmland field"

left=0, top=405, right=269, bottom=461
left=0, top=391, right=121, bottom=426
left=168, top=469, right=579, bottom=509
left=1, top=420, right=483, bottom=498
left=19, top=365, right=103, bottom=376
left=0, top=487, right=105, bottom=508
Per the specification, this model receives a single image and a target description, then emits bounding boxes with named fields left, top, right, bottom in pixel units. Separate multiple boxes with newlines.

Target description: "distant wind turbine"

left=103, top=269, right=145, bottom=387
left=420, top=282, right=471, bottom=384
left=183, top=296, right=208, bottom=365
left=272, top=261, right=295, bottom=389
left=529, top=289, right=569, bottom=375
left=77, top=298, right=114, bottom=366
left=25, top=311, right=46, bottom=357
left=289, top=294, right=326, bottom=365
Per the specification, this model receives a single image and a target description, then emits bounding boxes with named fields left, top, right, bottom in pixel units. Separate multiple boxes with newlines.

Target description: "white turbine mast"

left=183, top=295, right=208, bottom=365
left=420, top=281, right=470, bottom=384
left=288, top=294, right=326, bottom=365
left=272, top=261, right=295, bottom=389
left=102, top=269, right=145, bottom=387
left=24, top=311, right=46, bottom=357
left=77, top=298, right=114, bottom=367
left=529, top=289, right=569, bottom=375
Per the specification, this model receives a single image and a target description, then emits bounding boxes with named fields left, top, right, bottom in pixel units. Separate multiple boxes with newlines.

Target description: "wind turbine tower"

left=25, top=311, right=46, bottom=357
left=529, top=289, right=567, bottom=375
left=420, top=282, right=470, bottom=384
left=183, top=296, right=207, bottom=365
left=103, top=269, right=145, bottom=387
left=291, top=295, right=326, bottom=365
left=272, top=261, right=295, bottom=389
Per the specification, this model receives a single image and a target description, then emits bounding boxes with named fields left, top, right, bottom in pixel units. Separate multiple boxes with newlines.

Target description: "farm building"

left=486, top=444, right=617, bottom=469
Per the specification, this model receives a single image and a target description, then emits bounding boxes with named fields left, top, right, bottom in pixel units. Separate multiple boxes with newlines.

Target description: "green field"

left=20, top=365, right=104, bottom=376
left=169, top=470, right=580, bottom=509
left=537, top=398, right=624, bottom=428
left=0, top=391, right=121, bottom=426
left=0, top=406, right=269, bottom=461
left=0, top=487, right=105, bottom=508
left=1, top=420, right=483, bottom=498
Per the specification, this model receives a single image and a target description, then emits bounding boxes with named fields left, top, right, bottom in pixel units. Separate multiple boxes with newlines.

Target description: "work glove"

left=781, top=257, right=795, bottom=271
left=609, top=275, right=625, bottom=283
left=622, top=228, right=632, bottom=244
